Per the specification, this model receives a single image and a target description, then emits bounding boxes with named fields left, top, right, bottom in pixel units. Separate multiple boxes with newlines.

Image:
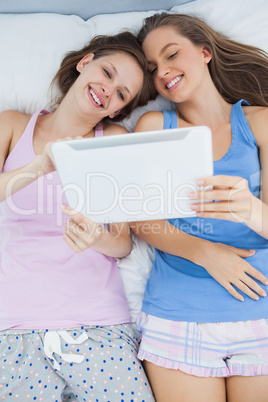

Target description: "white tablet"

left=51, top=126, right=213, bottom=223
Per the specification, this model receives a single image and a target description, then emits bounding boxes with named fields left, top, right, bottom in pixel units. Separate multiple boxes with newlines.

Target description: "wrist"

left=246, top=195, right=265, bottom=234
left=189, top=237, right=213, bottom=267
left=30, top=155, right=47, bottom=178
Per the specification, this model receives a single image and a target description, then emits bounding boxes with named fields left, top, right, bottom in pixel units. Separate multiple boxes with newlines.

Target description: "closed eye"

left=103, top=68, right=111, bottom=78
left=168, top=51, right=178, bottom=60
left=149, top=67, right=157, bottom=75
left=117, top=90, right=124, bottom=101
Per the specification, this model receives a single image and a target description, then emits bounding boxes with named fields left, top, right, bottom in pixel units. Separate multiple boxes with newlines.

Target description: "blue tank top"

left=142, top=100, right=268, bottom=322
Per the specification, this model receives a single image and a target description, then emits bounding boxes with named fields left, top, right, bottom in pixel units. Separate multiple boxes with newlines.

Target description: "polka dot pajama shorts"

left=0, top=324, right=154, bottom=401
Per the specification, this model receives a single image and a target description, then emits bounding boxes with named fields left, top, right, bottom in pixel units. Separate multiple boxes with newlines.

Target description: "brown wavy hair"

left=137, top=13, right=268, bottom=106
left=50, top=31, right=157, bottom=121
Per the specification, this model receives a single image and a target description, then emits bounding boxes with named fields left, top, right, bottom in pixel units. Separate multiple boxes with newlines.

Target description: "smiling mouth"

left=89, top=88, right=104, bottom=107
left=166, top=75, right=183, bottom=89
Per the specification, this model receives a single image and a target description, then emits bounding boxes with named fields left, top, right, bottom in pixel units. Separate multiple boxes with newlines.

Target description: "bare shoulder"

left=0, top=110, right=31, bottom=143
left=0, top=110, right=32, bottom=142
left=243, top=105, right=268, bottom=120
left=0, top=110, right=32, bottom=163
left=103, top=122, right=128, bottom=136
left=0, top=111, right=15, bottom=146
left=243, top=105, right=268, bottom=145
left=135, top=111, right=164, bottom=133
left=0, top=110, right=31, bottom=129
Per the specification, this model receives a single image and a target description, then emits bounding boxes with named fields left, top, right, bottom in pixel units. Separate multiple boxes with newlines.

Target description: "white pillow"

left=0, top=10, right=173, bottom=120
left=0, top=14, right=94, bottom=115
left=1, top=0, right=267, bottom=121
left=91, top=10, right=163, bottom=36
left=116, top=233, right=156, bottom=322
left=170, top=0, right=268, bottom=53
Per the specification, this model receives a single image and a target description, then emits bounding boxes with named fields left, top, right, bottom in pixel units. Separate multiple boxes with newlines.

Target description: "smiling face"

left=142, top=26, right=212, bottom=103
left=75, top=52, right=144, bottom=119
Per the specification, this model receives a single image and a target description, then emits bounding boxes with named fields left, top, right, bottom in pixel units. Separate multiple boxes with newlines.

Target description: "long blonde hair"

left=138, top=13, right=268, bottom=106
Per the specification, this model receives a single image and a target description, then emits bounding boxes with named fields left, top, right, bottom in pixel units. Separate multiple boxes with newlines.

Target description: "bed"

left=1, top=0, right=267, bottom=321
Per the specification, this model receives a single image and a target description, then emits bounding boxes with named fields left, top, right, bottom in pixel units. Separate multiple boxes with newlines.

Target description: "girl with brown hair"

left=0, top=31, right=155, bottom=401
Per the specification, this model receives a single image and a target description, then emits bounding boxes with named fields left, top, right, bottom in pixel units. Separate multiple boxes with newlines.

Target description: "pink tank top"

left=0, top=111, right=131, bottom=330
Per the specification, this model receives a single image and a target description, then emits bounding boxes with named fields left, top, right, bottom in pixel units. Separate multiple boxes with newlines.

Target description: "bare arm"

left=0, top=111, right=55, bottom=203
left=130, top=111, right=268, bottom=301
left=60, top=122, right=132, bottom=258
left=62, top=205, right=132, bottom=258
left=190, top=107, right=268, bottom=239
left=130, top=219, right=267, bottom=301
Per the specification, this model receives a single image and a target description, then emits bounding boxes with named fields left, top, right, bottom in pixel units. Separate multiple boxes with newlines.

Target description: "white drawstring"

left=44, top=330, right=88, bottom=371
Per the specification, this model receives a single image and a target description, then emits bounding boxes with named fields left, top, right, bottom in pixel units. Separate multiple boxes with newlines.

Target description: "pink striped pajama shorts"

left=136, top=312, right=268, bottom=377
